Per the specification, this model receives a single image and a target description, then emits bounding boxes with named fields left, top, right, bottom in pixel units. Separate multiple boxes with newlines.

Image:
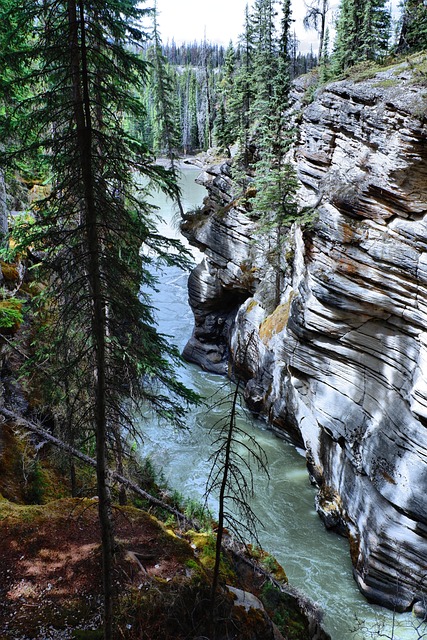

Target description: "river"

left=139, top=165, right=420, bottom=640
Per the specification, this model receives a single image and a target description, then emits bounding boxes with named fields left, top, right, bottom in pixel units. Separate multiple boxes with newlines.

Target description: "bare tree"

left=303, top=0, right=329, bottom=60
left=205, top=377, right=269, bottom=623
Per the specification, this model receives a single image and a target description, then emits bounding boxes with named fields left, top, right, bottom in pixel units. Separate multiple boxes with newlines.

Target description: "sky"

left=155, top=0, right=325, bottom=53
left=155, top=0, right=400, bottom=55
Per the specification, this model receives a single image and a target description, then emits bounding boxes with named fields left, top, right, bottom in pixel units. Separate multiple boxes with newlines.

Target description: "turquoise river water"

left=139, top=166, right=421, bottom=640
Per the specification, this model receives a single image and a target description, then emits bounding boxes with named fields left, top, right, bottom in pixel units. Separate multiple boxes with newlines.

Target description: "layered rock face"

left=182, top=60, right=427, bottom=613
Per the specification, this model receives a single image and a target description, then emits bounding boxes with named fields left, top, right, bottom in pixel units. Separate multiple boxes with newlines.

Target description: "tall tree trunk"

left=318, top=0, right=328, bottom=60
left=204, top=48, right=213, bottom=149
left=68, top=2, right=115, bottom=638
left=0, top=169, right=8, bottom=240
left=113, top=424, right=127, bottom=506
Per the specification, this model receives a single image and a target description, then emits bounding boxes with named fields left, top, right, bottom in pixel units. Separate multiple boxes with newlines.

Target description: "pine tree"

left=214, top=41, right=237, bottom=156
left=252, top=0, right=299, bottom=307
left=251, top=0, right=279, bottom=114
left=332, top=0, right=358, bottom=71
left=180, top=67, right=199, bottom=152
left=214, top=101, right=234, bottom=156
left=205, top=378, right=268, bottom=619
left=397, top=0, right=427, bottom=52
left=361, top=0, right=391, bottom=60
left=0, top=2, right=196, bottom=638
left=320, top=26, right=332, bottom=81
left=202, top=37, right=214, bottom=149
left=231, top=4, right=257, bottom=170
left=333, top=0, right=390, bottom=72
left=149, top=2, right=185, bottom=214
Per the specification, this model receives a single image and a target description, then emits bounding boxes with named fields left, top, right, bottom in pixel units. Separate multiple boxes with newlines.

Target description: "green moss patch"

left=0, top=299, right=23, bottom=333
left=0, top=261, right=20, bottom=283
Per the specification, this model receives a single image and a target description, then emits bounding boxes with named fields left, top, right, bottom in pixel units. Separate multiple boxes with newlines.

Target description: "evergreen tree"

left=251, top=0, right=279, bottom=110
left=397, top=0, right=427, bottom=52
left=202, top=37, right=214, bottom=149
left=231, top=4, right=257, bottom=170
left=214, top=101, right=234, bottom=156
left=252, top=0, right=299, bottom=307
left=320, top=26, right=332, bottom=81
left=333, top=0, right=357, bottom=71
left=214, top=41, right=237, bottom=155
left=361, top=0, right=391, bottom=60
left=333, top=0, right=390, bottom=72
left=0, top=2, right=196, bottom=638
left=149, top=2, right=185, bottom=214
left=180, top=67, right=199, bottom=152
left=205, top=378, right=268, bottom=619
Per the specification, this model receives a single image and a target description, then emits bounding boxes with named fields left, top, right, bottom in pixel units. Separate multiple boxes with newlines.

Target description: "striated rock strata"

left=182, top=59, right=427, bottom=613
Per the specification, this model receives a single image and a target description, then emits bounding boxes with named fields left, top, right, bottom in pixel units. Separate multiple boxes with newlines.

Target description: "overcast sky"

left=154, top=0, right=399, bottom=54
left=155, top=0, right=325, bottom=53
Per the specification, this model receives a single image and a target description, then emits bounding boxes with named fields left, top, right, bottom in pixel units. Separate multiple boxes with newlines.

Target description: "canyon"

left=181, top=58, right=427, bottom=615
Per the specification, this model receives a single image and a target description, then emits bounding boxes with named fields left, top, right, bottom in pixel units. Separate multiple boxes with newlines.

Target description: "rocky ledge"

left=181, top=56, right=427, bottom=614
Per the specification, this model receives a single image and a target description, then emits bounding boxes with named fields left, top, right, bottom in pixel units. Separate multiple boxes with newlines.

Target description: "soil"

left=0, top=497, right=194, bottom=639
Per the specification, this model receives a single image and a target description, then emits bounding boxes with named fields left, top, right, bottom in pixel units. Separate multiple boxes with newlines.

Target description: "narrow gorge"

left=181, top=60, right=427, bottom=615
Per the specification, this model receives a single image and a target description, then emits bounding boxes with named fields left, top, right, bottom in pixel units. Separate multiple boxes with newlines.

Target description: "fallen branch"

left=0, top=406, right=197, bottom=528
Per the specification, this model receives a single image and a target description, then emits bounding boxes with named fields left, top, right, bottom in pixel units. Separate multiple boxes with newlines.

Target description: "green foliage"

left=136, top=4, right=318, bottom=157
left=24, top=459, right=48, bottom=505
left=261, top=552, right=281, bottom=573
left=398, top=0, right=427, bottom=53
left=0, top=297, right=23, bottom=330
left=183, top=497, right=213, bottom=529
left=0, top=3, right=200, bottom=636
left=0, top=0, right=199, bottom=433
left=332, top=0, right=391, bottom=73
left=319, top=27, right=332, bottom=82
left=244, top=0, right=304, bottom=306
left=260, top=582, right=310, bottom=639
left=147, top=7, right=182, bottom=159
left=213, top=42, right=237, bottom=155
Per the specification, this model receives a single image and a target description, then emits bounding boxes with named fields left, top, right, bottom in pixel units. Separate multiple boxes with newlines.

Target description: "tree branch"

left=0, top=406, right=197, bottom=527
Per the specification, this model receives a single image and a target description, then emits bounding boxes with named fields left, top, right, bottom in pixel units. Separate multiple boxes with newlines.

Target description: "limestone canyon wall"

left=182, top=61, right=427, bottom=613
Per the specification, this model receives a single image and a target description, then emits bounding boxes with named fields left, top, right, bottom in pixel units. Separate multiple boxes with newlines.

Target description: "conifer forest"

left=0, top=1, right=426, bottom=640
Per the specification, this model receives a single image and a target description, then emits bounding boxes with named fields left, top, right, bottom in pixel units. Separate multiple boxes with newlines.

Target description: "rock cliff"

left=181, top=58, right=427, bottom=614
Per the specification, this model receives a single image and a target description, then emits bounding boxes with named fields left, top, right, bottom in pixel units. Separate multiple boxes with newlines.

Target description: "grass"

left=372, top=78, right=400, bottom=88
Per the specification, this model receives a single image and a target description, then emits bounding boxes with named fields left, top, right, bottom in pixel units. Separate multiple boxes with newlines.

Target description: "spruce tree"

left=397, top=0, right=427, bottom=52
left=320, top=26, right=332, bottom=82
left=231, top=4, right=257, bottom=170
left=149, top=2, right=185, bottom=214
left=251, top=0, right=279, bottom=112
left=333, top=0, right=390, bottom=72
left=252, top=0, right=299, bottom=307
left=202, top=37, right=214, bottom=149
left=333, top=0, right=361, bottom=71
left=214, top=41, right=237, bottom=156
left=0, top=1, right=196, bottom=638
